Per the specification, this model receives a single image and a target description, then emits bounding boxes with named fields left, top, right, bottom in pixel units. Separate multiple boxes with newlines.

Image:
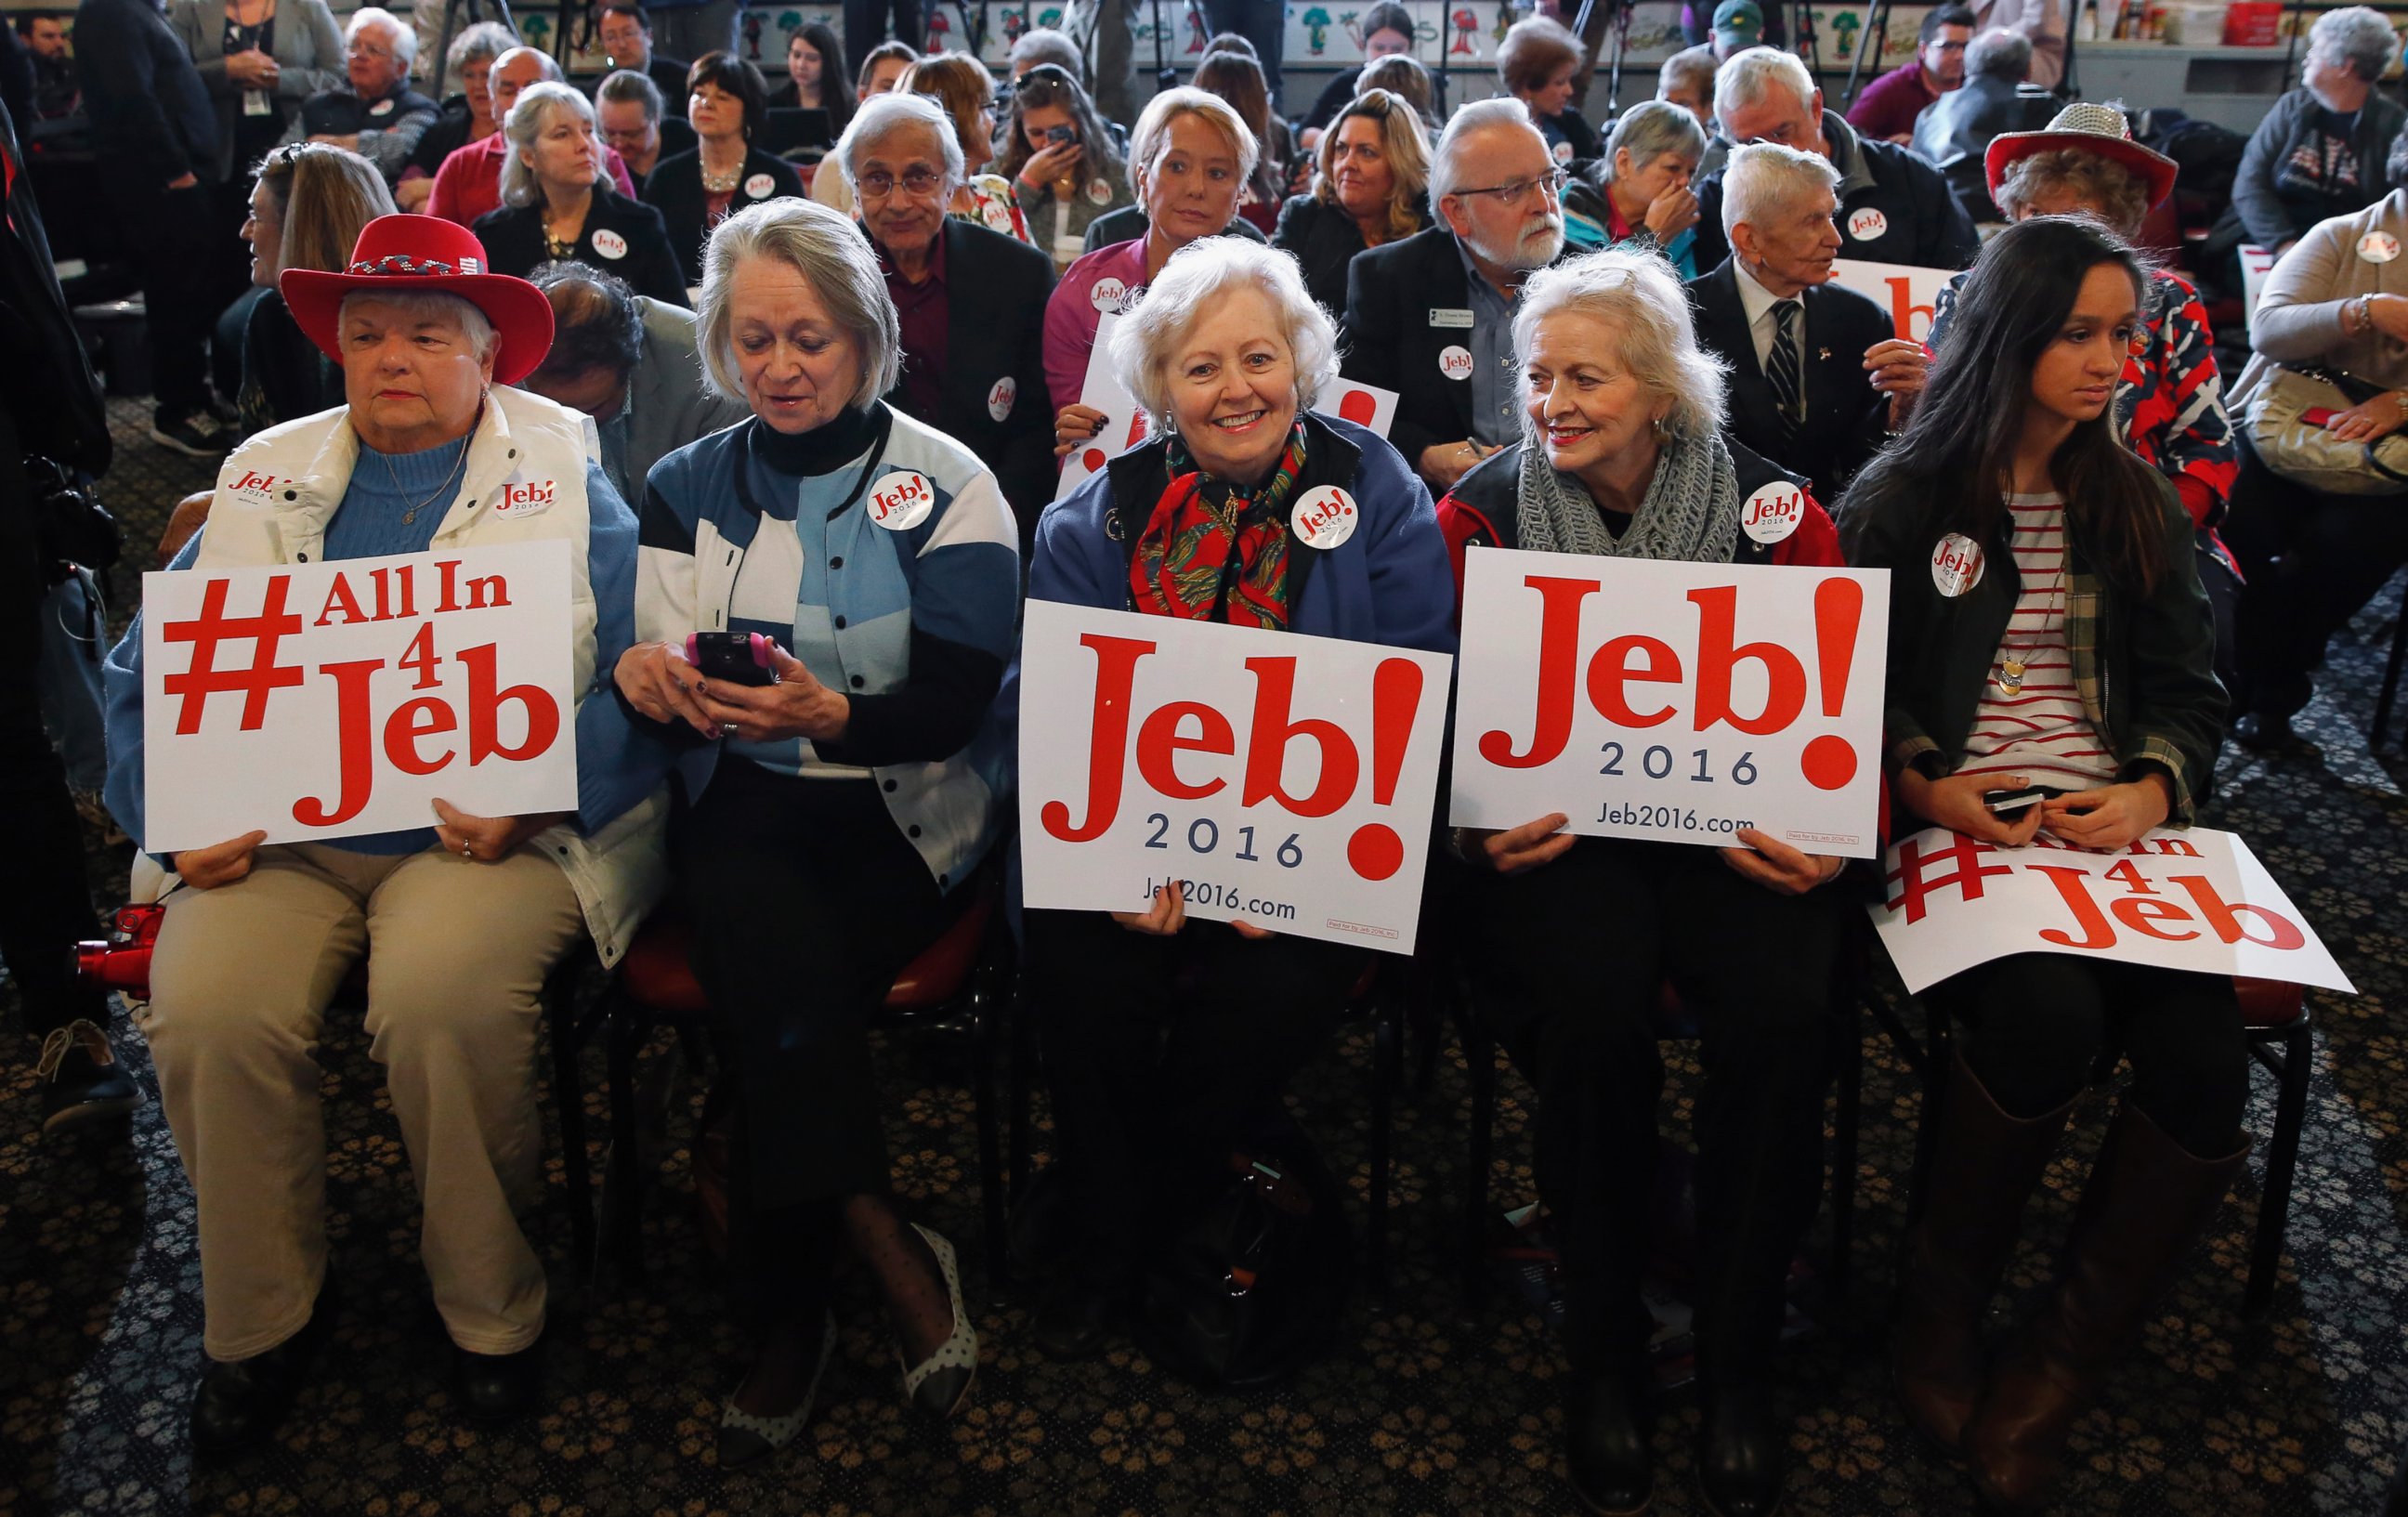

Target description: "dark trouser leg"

left=671, top=761, right=946, bottom=1212
left=118, top=174, right=221, bottom=422
left=1201, top=0, right=1285, bottom=107
left=2096, top=961, right=2249, bottom=1159
left=2224, top=436, right=2408, bottom=718
left=1659, top=848, right=1846, bottom=1392
left=1931, top=951, right=2109, bottom=1118
left=1463, top=839, right=1669, bottom=1375
left=2196, top=530, right=2244, bottom=714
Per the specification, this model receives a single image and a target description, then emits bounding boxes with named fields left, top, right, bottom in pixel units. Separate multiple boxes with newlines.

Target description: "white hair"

left=696, top=197, right=899, bottom=410
left=345, top=6, right=416, bottom=65
left=1721, top=139, right=1838, bottom=235
left=1126, top=86, right=1260, bottom=203
left=1429, top=95, right=1546, bottom=208
left=2308, top=5, right=2399, bottom=79
left=336, top=288, right=496, bottom=360
left=835, top=90, right=965, bottom=197
left=1714, top=46, right=1814, bottom=128
left=1513, top=247, right=1728, bottom=440
left=1111, top=238, right=1340, bottom=438
left=498, top=83, right=596, bottom=209
left=1602, top=99, right=1707, bottom=182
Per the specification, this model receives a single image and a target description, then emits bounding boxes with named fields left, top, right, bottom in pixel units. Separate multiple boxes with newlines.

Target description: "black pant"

left=671, top=759, right=949, bottom=1210
left=117, top=171, right=223, bottom=421
left=1202, top=0, right=1285, bottom=108
left=1463, top=838, right=1850, bottom=1383
left=2222, top=432, right=2408, bottom=717
left=0, top=417, right=102, bottom=1039
left=1924, top=954, right=2248, bottom=1158
left=1028, top=908, right=1362, bottom=1293
left=841, top=0, right=925, bottom=80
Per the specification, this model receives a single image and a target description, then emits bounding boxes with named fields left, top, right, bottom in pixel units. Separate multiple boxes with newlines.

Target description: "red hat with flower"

left=281, top=215, right=556, bottom=385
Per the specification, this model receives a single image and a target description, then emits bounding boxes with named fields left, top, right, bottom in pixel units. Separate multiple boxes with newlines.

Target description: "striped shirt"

left=1956, top=492, right=2118, bottom=792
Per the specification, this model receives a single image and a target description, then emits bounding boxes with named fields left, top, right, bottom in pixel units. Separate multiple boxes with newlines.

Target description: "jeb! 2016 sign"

left=141, top=543, right=579, bottom=851
left=1448, top=550, right=1890, bottom=857
left=1016, top=601, right=1453, bottom=953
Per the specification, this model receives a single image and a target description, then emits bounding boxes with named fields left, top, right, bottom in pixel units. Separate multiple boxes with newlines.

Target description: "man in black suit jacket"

left=1691, top=47, right=1977, bottom=274
left=1687, top=142, right=1929, bottom=506
left=1340, top=98, right=1574, bottom=493
left=849, top=96, right=1058, bottom=545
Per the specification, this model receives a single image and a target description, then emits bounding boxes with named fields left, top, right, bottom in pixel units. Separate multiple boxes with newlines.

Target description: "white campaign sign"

left=2239, top=244, right=2282, bottom=342
left=1016, top=600, right=1453, bottom=953
left=141, top=542, right=578, bottom=851
left=1829, top=258, right=1955, bottom=344
left=1449, top=548, right=1889, bottom=857
left=1868, top=826, right=2355, bottom=995
left=1054, top=312, right=1150, bottom=502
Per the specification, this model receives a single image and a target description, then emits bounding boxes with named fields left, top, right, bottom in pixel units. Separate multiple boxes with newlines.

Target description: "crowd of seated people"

left=18, top=7, right=2408, bottom=1513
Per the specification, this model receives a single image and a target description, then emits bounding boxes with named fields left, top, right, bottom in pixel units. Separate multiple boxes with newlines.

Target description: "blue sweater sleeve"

left=571, top=458, right=678, bottom=831
left=101, top=533, right=204, bottom=855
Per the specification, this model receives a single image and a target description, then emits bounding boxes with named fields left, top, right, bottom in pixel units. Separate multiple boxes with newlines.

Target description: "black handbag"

left=29, top=456, right=122, bottom=574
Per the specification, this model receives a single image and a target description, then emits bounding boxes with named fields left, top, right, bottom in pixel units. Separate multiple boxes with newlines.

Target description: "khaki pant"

left=137, top=842, right=583, bottom=1361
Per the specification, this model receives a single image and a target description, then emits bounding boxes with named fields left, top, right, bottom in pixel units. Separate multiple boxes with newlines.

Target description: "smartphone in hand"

left=1983, top=785, right=2046, bottom=817
left=686, top=631, right=777, bottom=687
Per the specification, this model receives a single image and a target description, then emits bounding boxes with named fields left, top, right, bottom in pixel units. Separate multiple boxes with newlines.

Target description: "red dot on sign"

left=1801, top=735, right=1857, bottom=791
left=1348, top=822, right=1405, bottom=881
left=1081, top=448, right=1106, bottom=472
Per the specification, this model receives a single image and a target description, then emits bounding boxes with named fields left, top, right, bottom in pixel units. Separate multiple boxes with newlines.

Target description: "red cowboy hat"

left=281, top=215, right=556, bottom=386
left=1984, top=101, right=2179, bottom=209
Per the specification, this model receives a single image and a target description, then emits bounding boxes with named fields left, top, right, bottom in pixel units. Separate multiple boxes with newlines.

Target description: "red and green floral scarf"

left=1128, top=423, right=1311, bottom=629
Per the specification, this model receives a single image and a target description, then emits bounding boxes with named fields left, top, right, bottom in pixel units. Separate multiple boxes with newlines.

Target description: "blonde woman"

left=1272, top=87, right=1432, bottom=312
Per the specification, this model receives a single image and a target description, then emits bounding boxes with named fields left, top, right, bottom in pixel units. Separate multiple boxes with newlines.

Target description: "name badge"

left=1428, top=307, right=1474, bottom=329
left=242, top=89, right=272, bottom=117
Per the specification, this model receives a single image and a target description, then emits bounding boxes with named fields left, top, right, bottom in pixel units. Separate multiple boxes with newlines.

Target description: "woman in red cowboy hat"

left=1926, top=102, right=2247, bottom=703
left=99, top=213, right=668, bottom=1454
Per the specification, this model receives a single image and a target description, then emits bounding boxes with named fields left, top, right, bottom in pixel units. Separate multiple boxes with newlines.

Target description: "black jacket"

left=643, top=145, right=806, bottom=285
left=1909, top=74, right=2057, bottom=225
left=72, top=0, right=215, bottom=186
left=1686, top=257, right=1896, bottom=506
left=238, top=289, right=341, bottom=436
left=1693, top=111, right=1978, bottom=272
left=1272, top=193, right=1432, bottom=315
left=883, top=218, right=1056, bottom=548
left=473, top=187, right=690, bottom=307
left=1538, top=107, right=1603, bottom=167
left=643, top=52, right=691, bottom=117
left=0, top=98, right=107, bottom=475
left=1080, top=203, right=1267, bottom=252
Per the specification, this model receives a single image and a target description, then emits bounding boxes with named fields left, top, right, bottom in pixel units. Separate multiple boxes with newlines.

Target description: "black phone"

left=1983, top=785, right=2047, bottom=817
left=686, top=630, right=777, bottom=687
left=1045, top=124, right=1079, bottom=146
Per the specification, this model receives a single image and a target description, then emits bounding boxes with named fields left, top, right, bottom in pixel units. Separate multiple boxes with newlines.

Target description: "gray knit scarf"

left=1512, top=421, right=1743, bottom=565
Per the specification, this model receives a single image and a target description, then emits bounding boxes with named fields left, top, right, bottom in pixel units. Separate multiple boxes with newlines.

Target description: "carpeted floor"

left=3, top=399, right=2405, bottom=1516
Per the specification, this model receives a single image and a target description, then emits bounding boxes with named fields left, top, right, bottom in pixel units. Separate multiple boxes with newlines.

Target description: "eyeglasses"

left=857, top=166, right=947, bottom=198
left=347, top=40, right=397, bottom=59
left=1451, top=167, right=1568, bottom=205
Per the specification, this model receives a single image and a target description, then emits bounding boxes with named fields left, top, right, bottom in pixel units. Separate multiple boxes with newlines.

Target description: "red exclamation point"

left=1338, top=387, right=1377, bottom=426
left=1799, top=577, right=1862, bottom=791
left=1345, top=658, right=1423, bottom=881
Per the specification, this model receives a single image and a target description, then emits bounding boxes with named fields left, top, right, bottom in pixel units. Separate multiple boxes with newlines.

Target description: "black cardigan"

left=473, top=186, right=690, bottom=306
left=642, top=144, right=806, bottom=285
left=1272, top=192, right=1432, bottom=316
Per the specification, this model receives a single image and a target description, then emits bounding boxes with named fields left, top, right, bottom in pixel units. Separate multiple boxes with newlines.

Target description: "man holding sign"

left=100, top=217, right=666, bottom=1452
left=1012, top=241, right=1456, bottom=1364
left=1435, top=251, right=1872, bottom=1517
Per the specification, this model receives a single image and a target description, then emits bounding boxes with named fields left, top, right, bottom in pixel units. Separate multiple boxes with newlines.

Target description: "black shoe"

left=1564, top=1366, right=1654, bottom=1516
left=150, top=410, right=229, bottom=457
left=190, top=1276, right=335, bottom=1456
left=206, top=394, right=241, bottom=429
left=2231, top=710, right=2301, bottom=752
left=1696, top=1381, right=1786, bottom=1517
left=1032, top=1280, right=1121, bottom=1362
left=454, top=1330, right=546, bottom=1426
left=37, top=1019, right=141, bottom=1135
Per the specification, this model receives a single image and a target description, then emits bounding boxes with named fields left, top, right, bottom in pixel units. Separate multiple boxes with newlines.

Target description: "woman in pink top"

left=1043, top=88, right=1256, bottom=451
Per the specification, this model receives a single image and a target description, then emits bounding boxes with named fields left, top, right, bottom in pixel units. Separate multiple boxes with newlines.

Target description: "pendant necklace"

left=382, top=439, right=470, bottom=527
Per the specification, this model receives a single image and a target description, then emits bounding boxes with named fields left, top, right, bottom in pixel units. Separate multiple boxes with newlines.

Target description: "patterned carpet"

left=3, top=400, right=2405, bottom=1516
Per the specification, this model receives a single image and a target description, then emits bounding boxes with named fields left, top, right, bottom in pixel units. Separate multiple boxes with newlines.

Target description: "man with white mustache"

left=1341, top=98, right=1573, bottom=492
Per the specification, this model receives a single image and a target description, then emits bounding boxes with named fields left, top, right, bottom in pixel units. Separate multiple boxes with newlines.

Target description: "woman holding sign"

left=1011, top=237, right=1456, bottom=1362
left=100, top=214, right=663, bottom=1450
left=1841, top=216, right=2244, bottom=1515
left=611, top=198, right=1017, bottom=1463
left=1434, top=246, right=1852, bottom=1517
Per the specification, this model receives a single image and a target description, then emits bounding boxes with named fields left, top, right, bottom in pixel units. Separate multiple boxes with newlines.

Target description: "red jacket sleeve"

left=1433, top=491, right=1495, bottom=628
left=1771, top=495, right=1844, bottom=568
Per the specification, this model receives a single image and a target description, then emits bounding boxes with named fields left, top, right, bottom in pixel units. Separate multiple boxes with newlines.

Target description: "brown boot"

left=1892, top=1057, right=2076, bottom=1453
left=1965, top=1104, right=2249, bottom=1514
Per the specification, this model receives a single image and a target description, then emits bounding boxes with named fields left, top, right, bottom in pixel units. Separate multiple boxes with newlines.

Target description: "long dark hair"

left=1839, top=216, right=2166, bottom=596
left=793, top=22, right=857, bottom=131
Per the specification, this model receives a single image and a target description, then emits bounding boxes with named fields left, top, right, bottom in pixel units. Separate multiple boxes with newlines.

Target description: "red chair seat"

left=2235, top=976, right=2304, bottom=1028
left=617, top=915, right=712, bottom=1014
left=884, top=893, right=993, bottom=1012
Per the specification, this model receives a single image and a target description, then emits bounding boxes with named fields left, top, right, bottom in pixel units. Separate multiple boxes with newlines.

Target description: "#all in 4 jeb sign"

left=1448, top=549, right=1890, bottom=857
left=1868, top=826, right=2354, bottom=995
left=1016, top=600, right=1453, bottom=953
left=141, top=542, right=579, bottom=852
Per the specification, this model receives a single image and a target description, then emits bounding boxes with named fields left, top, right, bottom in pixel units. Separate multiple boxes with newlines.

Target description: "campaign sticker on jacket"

left=1438, top=345, right=1474, bottom=381
left=1448, top=549, right=1891, bottom=857
left=866, top=470, right=936, bottom=530
left=1552, top=138, right=1574, bottom=163
left=369, top=97, right=396, bottom=117
left=1845, top=205, right=1889, bottom=242
left=1017, top=600, right=1455, bottom=953
left=988, top=376, right=1016, bottom=423
left=981, top=199, right=1016, bottom=234
left=1740, top=480, right=1805, bottom=544
left=491, top=477, right=556, bottom=520
left=590, top=229, right=629, bottom=261
left=2359, top=230, right=2400, bottom=264
left=1868, top=825, right=2354, bottom=995
left=744, top=172, right=776, bottom=199
left=1090, top=276, right=1129, bottom=312
left=139, top=541, right=579, bottom=851
left=1086, top=177, right=1113, bottom=205
left=1290, top=485, right=1358, bottom=549
left=1931, top=532, right=1983, bottom=596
